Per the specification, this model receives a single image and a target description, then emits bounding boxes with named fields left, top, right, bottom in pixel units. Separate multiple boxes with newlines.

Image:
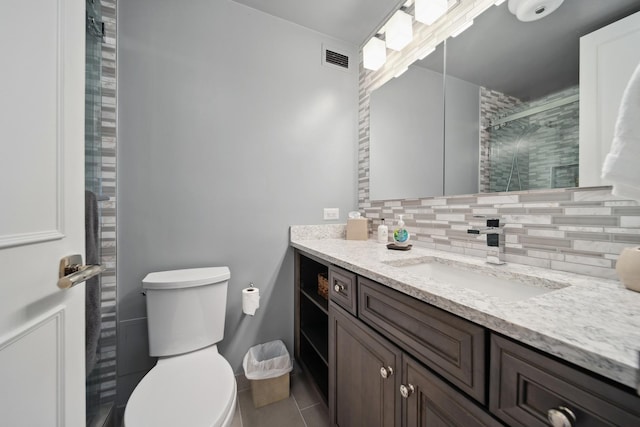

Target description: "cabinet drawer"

left=404, top=355, right=503, bottom=427
left=329, top=265, right=357, bottom=316
left=490, top=334, right=640, bottom=427
left=358, top=278, right=486, bottom=404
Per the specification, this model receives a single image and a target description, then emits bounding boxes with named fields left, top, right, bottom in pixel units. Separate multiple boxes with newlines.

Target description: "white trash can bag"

left=242, top=339, right=292, bottom=380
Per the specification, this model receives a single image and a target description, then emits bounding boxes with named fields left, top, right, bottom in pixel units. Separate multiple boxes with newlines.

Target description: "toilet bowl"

left=123, top=267, right=237, bottom=427
left=124, top=345, right=236, bottom=427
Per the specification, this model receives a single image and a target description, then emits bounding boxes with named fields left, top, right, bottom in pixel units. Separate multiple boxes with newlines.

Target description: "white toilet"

left=124, top=267, right=237, bottom=427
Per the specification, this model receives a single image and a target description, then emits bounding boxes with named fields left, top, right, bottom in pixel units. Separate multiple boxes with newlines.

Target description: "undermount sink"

left=386, top=258, right=567, bottom=302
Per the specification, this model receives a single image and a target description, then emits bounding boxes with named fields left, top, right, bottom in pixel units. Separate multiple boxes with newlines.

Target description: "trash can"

left=242, top=340, right=293, bottom=408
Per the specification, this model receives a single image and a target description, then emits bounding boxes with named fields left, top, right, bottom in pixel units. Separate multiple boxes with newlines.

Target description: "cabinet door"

left=403, top=355, right=503, bottom=427
left=329, top=303, right=401, bottom=427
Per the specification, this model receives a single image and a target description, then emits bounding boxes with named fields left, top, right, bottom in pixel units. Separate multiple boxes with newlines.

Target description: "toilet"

left=124, top=267, right=237, bottom=427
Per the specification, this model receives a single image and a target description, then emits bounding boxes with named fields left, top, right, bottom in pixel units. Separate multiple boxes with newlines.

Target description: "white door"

left=580, top=11, right=640, bottom=187
left=0, top=0, right=86, bottom=426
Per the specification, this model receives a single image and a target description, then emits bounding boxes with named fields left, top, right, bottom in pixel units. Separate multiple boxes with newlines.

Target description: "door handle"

left=58, top=254, right=105, bottom=289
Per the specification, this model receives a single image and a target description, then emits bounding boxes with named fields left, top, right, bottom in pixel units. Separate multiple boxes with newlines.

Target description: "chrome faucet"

left=467, top=218, right=505, bottom=265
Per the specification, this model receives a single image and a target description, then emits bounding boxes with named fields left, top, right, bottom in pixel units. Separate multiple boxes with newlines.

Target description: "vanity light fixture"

left=363, top=36, right=387, bottom=71
left=451, top=20, right=474, bottom=37
left=415, top=0, right=448, bottom=25
left=385, top=9, right=413, bottom=51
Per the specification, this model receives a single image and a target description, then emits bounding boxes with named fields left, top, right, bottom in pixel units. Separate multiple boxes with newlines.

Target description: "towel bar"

left=58, top=254, right=106, bottom=289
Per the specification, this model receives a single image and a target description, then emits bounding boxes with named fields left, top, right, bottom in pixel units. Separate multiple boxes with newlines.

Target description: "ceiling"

left=231, top=0, right=404, bottom=46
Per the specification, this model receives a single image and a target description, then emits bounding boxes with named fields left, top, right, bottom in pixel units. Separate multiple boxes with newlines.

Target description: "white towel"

left=601, top=62, right=640, bottom=201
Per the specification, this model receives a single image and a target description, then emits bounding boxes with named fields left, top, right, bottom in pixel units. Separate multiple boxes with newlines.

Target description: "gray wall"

left=117, top=0, right=357, bottom=407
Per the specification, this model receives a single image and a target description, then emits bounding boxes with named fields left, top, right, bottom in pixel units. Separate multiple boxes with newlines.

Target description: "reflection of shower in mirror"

left=505, top=123, right=541, bottom=192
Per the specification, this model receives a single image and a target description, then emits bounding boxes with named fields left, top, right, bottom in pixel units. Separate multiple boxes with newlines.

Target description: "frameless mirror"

left=369, top=0, right=640, bottom=200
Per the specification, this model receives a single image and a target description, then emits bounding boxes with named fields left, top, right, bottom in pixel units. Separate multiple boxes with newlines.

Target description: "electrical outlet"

left=323, top=208, right=339, bottom=220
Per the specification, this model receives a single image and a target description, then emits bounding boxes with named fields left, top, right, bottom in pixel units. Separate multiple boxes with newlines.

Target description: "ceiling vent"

left=322, top=44, right=351, bottom=72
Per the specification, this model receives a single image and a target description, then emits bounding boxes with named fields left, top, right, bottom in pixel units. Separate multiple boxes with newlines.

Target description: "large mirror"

left=369, top=0, right=640, bottom=200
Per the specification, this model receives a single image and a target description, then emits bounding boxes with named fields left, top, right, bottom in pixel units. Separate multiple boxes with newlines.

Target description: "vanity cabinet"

left=295, top=249, right=640, bottom=426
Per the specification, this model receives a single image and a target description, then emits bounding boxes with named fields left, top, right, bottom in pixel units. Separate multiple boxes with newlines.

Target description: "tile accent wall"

left=363, top=187, right=640, bottom=279
left=86, top=0, right=118, bottom=411
left=358, top=0, right=640, bottom=279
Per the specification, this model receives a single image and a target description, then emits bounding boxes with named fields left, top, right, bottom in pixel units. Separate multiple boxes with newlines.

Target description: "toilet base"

left=221, top=386, right=237, bottom=427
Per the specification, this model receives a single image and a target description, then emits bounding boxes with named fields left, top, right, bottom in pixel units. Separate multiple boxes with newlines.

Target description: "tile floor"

left=232, top=369, right=329, bottom=427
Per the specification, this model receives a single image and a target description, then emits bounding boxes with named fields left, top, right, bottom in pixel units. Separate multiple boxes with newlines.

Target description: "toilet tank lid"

left=143, top=267, right=230, bottom=290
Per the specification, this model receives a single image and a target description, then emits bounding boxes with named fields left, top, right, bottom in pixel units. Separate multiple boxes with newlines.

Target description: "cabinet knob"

left=333, top=281, right=344, bottom=293
left=380, top=366, right=394, bottom=379
left=400, top=384, right=415, bottom=399
left=547, top=406, right=576, bottom=427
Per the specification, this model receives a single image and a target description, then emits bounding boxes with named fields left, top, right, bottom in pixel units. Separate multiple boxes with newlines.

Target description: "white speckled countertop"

left=290, top=225, right=640, bottom=391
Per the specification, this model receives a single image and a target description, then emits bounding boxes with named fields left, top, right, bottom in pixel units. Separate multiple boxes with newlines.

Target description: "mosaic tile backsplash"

left=362, top=187, right=639, bottom=279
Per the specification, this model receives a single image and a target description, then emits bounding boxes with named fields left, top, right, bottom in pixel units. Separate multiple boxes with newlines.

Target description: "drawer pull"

left=334, top=281, right=345, bottom=293
left=547, top=406, right=576, bottom=427
left=400, top=384, right=415, bottom=399
left=380, top=366, right=394, bottom=379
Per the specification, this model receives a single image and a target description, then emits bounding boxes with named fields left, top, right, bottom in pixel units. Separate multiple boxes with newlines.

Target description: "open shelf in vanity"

left=294, top=251, right=329, bottom=402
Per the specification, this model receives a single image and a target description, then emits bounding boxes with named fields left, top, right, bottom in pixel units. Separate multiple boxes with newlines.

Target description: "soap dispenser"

left=377, top=219, right=388, bottom=243
left=393, top=215, right=410, bottom=247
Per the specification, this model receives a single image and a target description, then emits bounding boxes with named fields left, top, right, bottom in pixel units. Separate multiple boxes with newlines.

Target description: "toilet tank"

left=142, top=267, right=231, bottom=357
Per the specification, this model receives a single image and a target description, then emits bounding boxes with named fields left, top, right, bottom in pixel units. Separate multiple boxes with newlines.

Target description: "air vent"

left=322, top=44, right=351, bottom=72
left=325, top=49, right=349, bottom=69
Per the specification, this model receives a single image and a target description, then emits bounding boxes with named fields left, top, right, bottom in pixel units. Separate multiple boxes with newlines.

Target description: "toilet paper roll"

left=242, top=287, right=260, bottom=316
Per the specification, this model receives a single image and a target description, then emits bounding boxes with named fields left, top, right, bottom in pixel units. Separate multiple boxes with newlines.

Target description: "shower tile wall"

left=479, top=88, right=520, bottom=192
left=90, top=0, right=118, bottom=411
left=358, top=0, right=640, bottom=279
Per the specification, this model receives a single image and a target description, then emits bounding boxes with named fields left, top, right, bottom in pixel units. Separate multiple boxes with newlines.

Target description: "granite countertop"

left=290, top=225, right=640, bottom=391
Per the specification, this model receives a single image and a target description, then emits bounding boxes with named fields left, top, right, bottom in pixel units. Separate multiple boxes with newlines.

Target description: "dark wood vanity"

left=294, top=250, right=640, bottom=427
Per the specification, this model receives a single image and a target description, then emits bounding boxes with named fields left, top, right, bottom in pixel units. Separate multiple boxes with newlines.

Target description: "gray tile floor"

left=232, top=370, right=329, bottom=427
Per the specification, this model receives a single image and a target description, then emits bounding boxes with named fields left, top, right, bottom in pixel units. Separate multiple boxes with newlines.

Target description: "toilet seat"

left=124, top=345, right=236, bottom=427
